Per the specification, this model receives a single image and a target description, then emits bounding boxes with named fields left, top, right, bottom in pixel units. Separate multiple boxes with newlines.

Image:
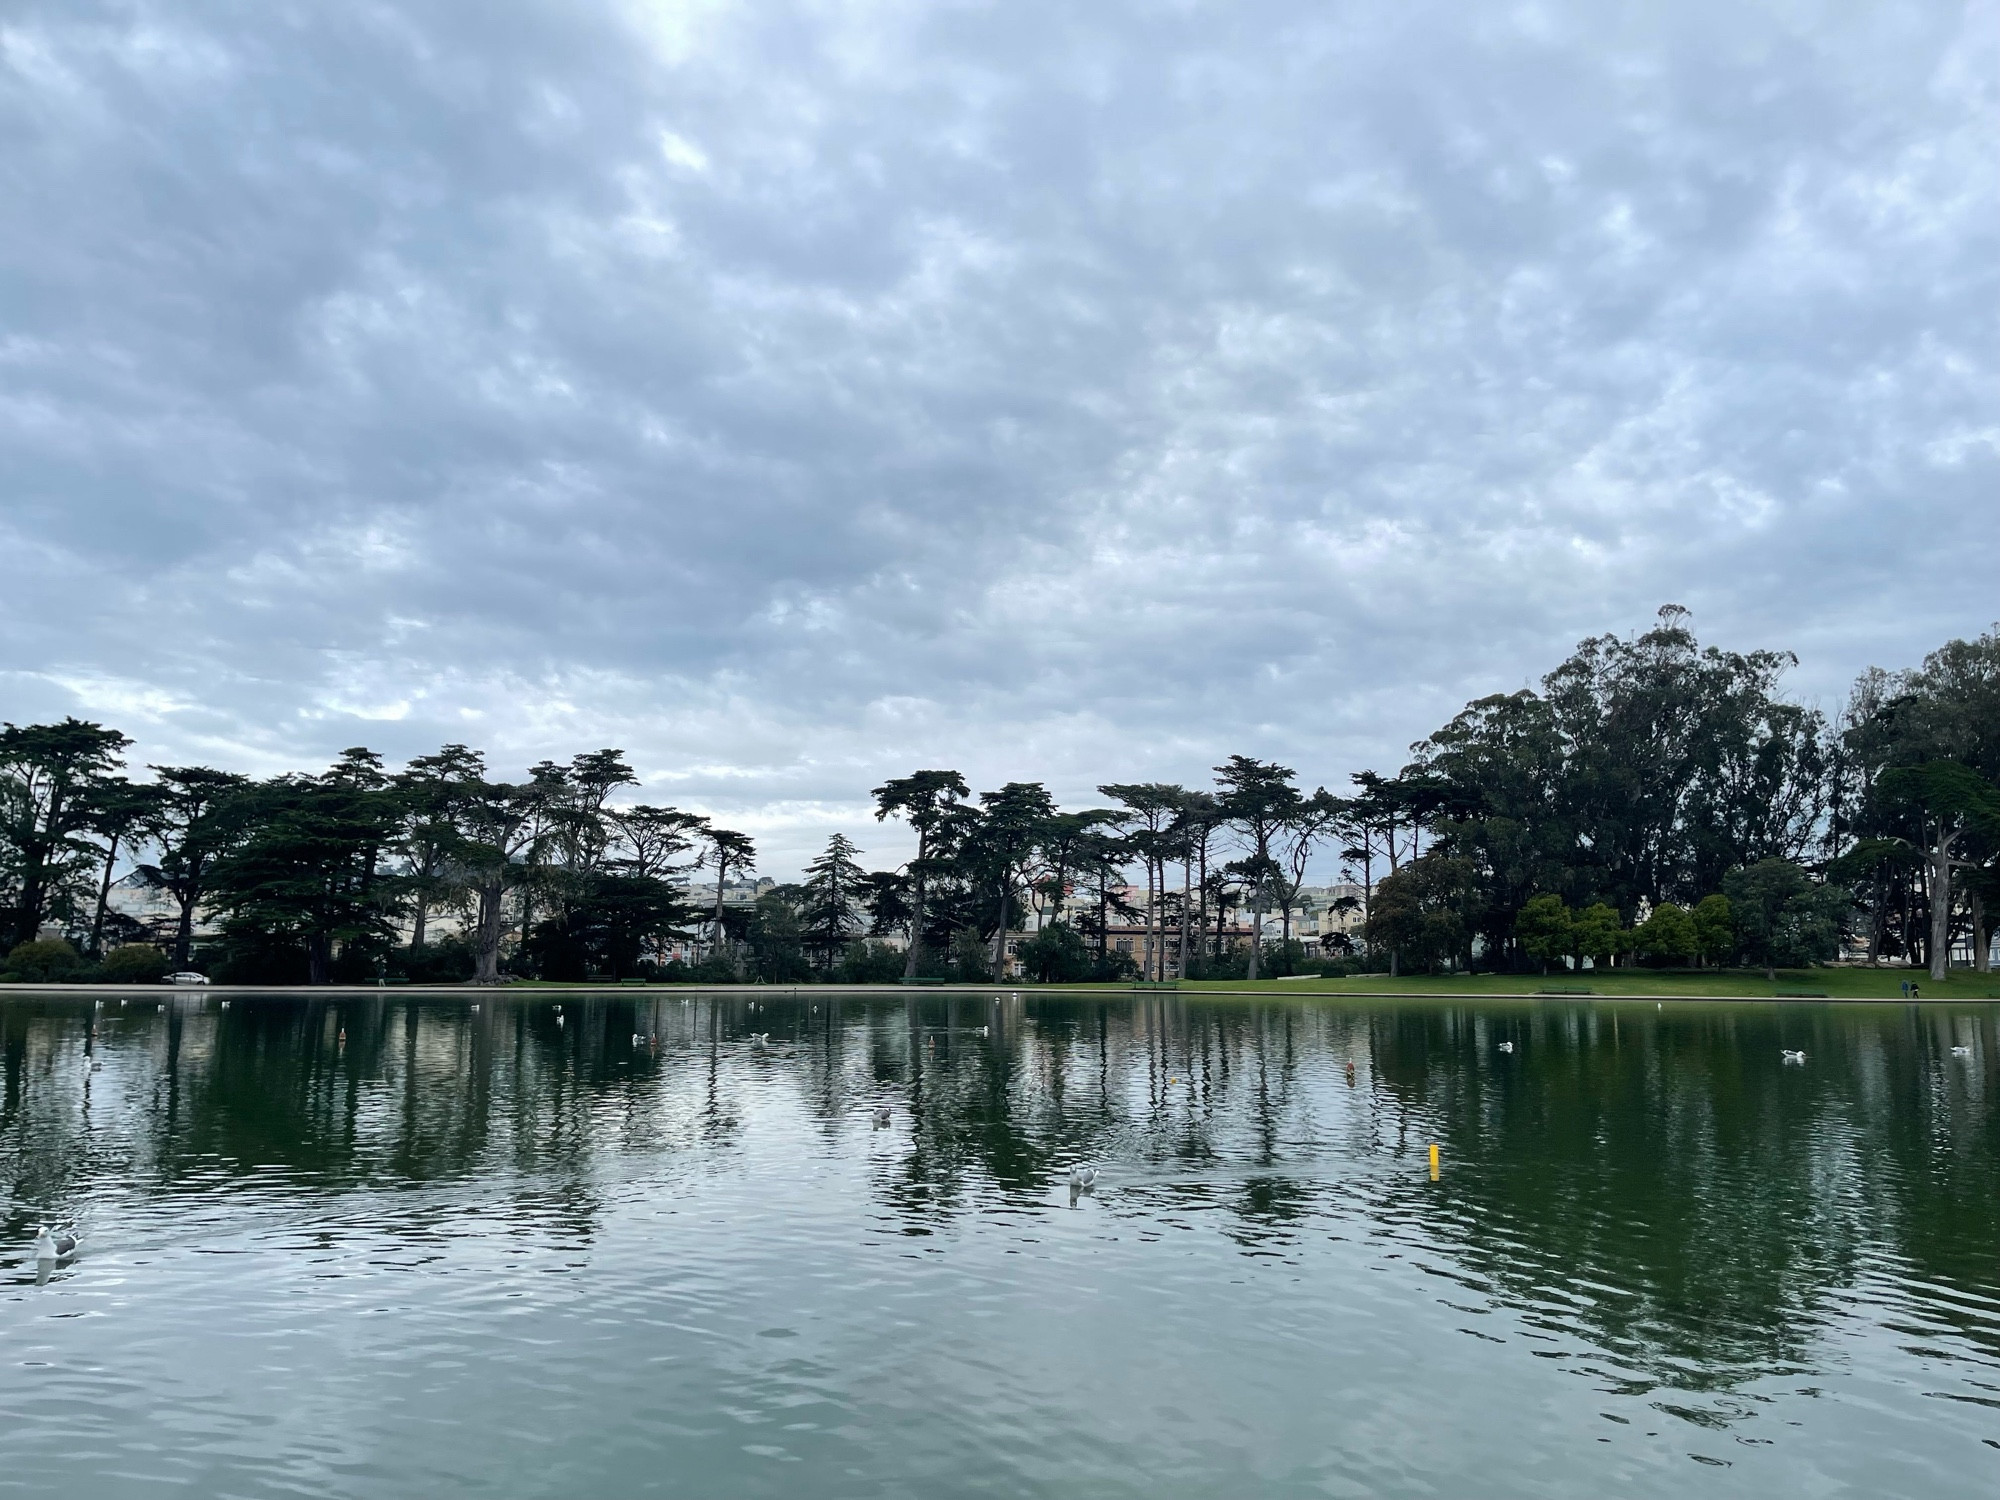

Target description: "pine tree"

left=800, top=833, right=866, bottom=971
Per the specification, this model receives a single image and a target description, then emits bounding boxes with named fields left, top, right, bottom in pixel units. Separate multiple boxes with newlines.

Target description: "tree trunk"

left=711, top=853, right=729, bottom=961
left=308, top=933, right=330, bottom=986
left=991, top=880, right=1010, bottom=980
left=174, top=893, right=199, bottom=969
left=89, top=832, right=121, bottom=956
left=1246, top=902, right=1262, bottom=981
left=904, top=833, right=928, bottom=980
left=1178, top=857, right=1191, bottom=979
left=1972, top=887, right=1990, bottom=974
left=412, top=893, right=428, bottom=950
left=1929, top=828, right=1956, bottom=983
left=473, top=880, right=505, bottom=982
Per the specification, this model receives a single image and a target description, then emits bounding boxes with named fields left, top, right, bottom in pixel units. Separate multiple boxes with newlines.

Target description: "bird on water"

left=871, top=1106, right=891, bottom=1127
left=1497, top=1041, right=1514, bottom=1053
left=1067, top=1164, right=1098, bottom=1191
left=1782, top=1049, right=1807, bottom=1065
left=32, top=1227, right=77, bottom=1263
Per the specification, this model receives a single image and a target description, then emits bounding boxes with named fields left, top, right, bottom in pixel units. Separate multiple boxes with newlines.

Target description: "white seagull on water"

left=32, top=1226, right=77, bottom=1264
left=1782, top=1049, right=1807, bottom=1065
left=1067, top=1164, right=1098, bottom=1191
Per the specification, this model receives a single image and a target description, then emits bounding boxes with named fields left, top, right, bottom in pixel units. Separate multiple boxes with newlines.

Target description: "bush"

left=390, top=938, right=476, bottom=984
left=96, top=944, right=168, bottom=983
left=3, top=938, right=83, bottom=982
left=834, top=940, right=908, bottom=984
left=1015, top=923, right=1092, bottom=983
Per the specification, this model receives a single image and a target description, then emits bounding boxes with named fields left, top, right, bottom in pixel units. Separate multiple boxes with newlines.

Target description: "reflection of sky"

left=3, top=1, right=1995, bottom=877
left=3, top=994, right=1999, bottom=1495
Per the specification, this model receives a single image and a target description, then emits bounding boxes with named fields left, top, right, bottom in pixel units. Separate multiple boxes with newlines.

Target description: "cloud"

left=1, top=0, right=1994, bottom=873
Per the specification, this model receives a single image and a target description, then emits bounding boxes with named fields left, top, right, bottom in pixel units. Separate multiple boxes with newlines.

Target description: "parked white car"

left=167, top=971, right=210, bottom=985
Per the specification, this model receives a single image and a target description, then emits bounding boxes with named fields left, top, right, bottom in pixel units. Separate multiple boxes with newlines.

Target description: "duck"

left=32, top=1226, right=77, bottom=1263
left=1497, top=1041, right=1514, bottom=1054
left=1781, top=1049, right=1807, bottom=1065
left=1067, top=1164, right=1098, bottom=1191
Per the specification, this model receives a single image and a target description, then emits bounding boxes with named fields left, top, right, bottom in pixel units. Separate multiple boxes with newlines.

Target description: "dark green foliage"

left=206, top=754, right=402, bottom=985
left=1722, top=859, right=1847, bottom=977
left=1367, top=855, right=1481, bottom=973
left=3, top=937, right=83, bottom=982
left=96, top=944, right=168, bottom=983
left=390, top=937, right=476, bottom=984
left=834, top=940, right=908, bottom=984
left=1404, top=609, right=1827, bottom=967
left=0, top=718, right=133, bottom=948
left=800, top=833, right=866, bottom=969
left=1633, top=902, right=1695, bottom=965
left=1016, top=921, right=1091, bottom=982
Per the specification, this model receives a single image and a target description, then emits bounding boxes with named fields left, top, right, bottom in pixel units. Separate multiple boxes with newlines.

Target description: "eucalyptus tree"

left=0, top=718, right=132, bottom=948
left=1212, top=756, right=1301, bottom=980
left=871, top=769, right=969, bottom=979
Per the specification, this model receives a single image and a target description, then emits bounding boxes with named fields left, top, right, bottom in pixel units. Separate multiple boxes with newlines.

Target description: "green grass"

left=1162, top=967, right=2000, bottom=1000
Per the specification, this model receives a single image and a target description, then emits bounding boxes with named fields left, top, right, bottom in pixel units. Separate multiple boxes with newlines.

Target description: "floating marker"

left=1428, top=1143, right=1440, bottom=1181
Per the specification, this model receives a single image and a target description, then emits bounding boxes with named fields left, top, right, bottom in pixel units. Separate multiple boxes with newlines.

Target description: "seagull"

left=1497, top=1041, right=1514, bottom=1054
left=1782, top=1049, right=1807, bottom=1065
left=220, top=1000, right=231, bottom=1010
left=32, top=1227, right=77, bottom=1263
left=1951, top=1045, right=1972, bottom=1057
left=470, top=1003, right=481, bottom=1012
left=871, top=1106, right=891, bottom=1127
left=977, top=1025, right=990, bottom=1037
left=1067, top=1164, right=1098, bottom=1191
left=555, top=1014, right=565, bottom=1026
left=751, top=1032, right=770, bottom=1050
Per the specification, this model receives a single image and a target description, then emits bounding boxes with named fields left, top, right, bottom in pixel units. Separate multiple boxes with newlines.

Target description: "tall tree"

left=0, top=718, right=132, bottom=948
left=81, top=777, right=165, bottom=956
left=871, top=770, right=969, bottom=980
left=970, top=783, right=1054, bottom=979
left=698, top=826, right=757, bottom=961
left=392, top=744, right=487, bottom=950
left=1213, top=756, right=1300, bottom=980
left=800, top=832, right=866, bottom=969
left=207, top=757, right=402, bottom=985
left=134, top=766, right=253, bottom=968
left=1099, top=783, right=1183, bottom=981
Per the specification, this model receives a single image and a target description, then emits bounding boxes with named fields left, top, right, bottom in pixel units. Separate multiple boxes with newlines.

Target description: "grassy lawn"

left=1169, top=967, right=2000, bottom=1000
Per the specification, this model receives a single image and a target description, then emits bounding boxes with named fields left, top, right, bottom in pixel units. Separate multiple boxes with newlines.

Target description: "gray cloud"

left=2, top=0, right=1994, bottom=873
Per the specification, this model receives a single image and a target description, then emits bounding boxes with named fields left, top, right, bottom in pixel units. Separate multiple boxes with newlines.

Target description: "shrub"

left=4, top=938, right=83, bottom=982
left=96, top=944, right=169, bottom=983
left=834, top=940, right=909, bottom=984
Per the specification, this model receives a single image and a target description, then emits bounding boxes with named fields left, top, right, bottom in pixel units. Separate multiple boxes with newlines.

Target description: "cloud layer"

left=3, top=0, right=1995, bottom=872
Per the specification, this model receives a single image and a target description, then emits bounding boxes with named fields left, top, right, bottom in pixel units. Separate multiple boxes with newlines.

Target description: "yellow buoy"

left=1428, top=1143, right=1440, bottom=1181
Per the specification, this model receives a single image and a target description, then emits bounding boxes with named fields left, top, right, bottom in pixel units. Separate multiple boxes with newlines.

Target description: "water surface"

left=3, top=992, right=1998, bottom=1497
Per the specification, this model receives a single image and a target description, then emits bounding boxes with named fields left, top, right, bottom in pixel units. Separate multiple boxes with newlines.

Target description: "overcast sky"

left=3, top=0, right=1994, bottom=876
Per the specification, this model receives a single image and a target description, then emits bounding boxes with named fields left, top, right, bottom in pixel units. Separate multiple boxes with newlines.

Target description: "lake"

left=3, top=991, right=1997, bottom=1497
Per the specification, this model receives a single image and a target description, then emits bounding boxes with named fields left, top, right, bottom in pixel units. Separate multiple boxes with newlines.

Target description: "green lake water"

left=3, top=991, right=1998, bottom=1497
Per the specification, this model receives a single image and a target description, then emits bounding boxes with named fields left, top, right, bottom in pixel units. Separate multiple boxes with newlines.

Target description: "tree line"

left=2, top=608, right=1995, bottom=984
